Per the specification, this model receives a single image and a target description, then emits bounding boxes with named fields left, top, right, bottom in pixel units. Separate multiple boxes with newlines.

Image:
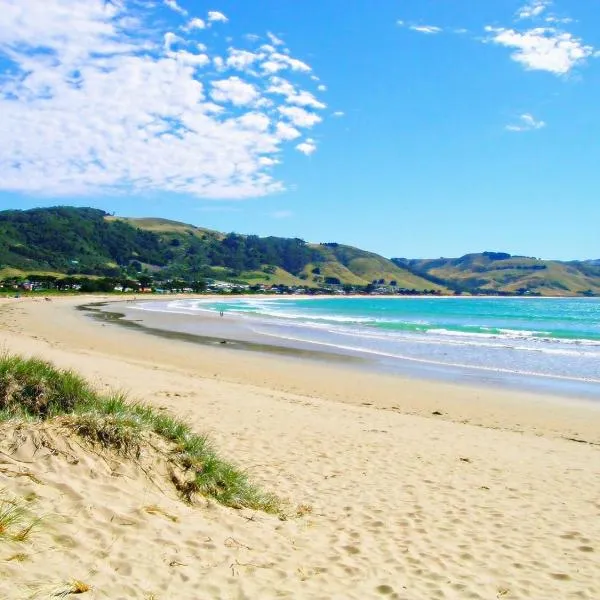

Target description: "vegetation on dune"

left=0, top=354, right=280, bottom=513
left=0, top=493, right=39, bottom=544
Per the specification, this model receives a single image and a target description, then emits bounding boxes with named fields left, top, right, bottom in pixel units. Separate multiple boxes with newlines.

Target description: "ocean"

left=127, top=296, right=600, bottom=397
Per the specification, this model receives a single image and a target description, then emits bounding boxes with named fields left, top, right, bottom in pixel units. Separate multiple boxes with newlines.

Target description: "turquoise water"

left=132, top=297, right=600, bottom=393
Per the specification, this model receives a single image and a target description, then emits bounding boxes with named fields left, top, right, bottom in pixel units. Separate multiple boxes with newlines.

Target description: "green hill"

left=308, top=243, right=445, bottom=290
left=1, top=208, right=598, bottom=295
left=395, top=252, right=600, bottom=297
left=0, top=207, right=439, bottom=291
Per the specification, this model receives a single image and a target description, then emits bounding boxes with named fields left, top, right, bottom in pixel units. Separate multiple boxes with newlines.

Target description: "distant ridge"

left=0, top=207, right=598, bottom=296
left=393, top=253, right=600, bottom=296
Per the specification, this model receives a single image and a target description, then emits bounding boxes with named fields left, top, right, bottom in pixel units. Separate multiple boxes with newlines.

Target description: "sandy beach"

left=1, top=295, right=599, bottom=599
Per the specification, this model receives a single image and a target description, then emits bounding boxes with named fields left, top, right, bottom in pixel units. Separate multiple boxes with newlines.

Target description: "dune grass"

left=0, top=354, right=279, bottom=513
left=0, top=493, right=39, bottom=543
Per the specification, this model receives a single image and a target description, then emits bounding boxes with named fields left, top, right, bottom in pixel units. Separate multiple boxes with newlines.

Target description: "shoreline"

left=1, top=294, right=599, bottom=599
left=97, top=296, right=600, bottom=401
left=2, top=294, right=600, bottom=443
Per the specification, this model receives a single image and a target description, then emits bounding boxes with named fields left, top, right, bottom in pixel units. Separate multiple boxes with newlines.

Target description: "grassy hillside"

left=111, top=216, right=441, bottom=291
left=0, top=207, right=440, bottom=291
left=1, top=208, right=598, bottom=295
left=0, top=207, right=166, bottom=277
left=398, top=252, right=600, bottom=296
left=108, top=216, right=225, bottom=240
left=310, top=244, right=446, bottom=290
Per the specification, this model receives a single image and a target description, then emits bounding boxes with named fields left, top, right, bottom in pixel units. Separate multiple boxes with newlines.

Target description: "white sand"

left=1, top=296, right=599, bottom=599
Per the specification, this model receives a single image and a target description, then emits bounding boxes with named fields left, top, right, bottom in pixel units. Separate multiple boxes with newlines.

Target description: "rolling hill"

left=1, top=207, right=598, bottom=295
left=394, top=252, right=600, bottom=296
left=0, top=207, right=441, bottom=291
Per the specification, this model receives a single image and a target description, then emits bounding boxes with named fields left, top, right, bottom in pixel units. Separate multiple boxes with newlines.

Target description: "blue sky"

left=0, top=0, right=599, bottom=260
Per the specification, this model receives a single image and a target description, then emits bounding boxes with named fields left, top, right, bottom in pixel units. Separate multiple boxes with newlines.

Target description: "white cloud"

left=409, top=25, right=442, bottom=35
left=317, top=84, right=326, bottom=91
left=164, top=0, right=188, bottom=16
left=267, top=32, right=284, bottom=46
left=226, top=48, right=262, bottom=71
left=332, top=111, right=344, bottom=117
left=207, top=11, right=228, bottom=23
left=184, top=18, right=206, bottom=31
left=545, top=16, right=574, bottom=25
left=288, top=91, right=325, bottom=109
left=236, top=112, right=270, bottom=131
left=259, top=156, right=279, bottom=166
left=278, top=106, right=322, bottom=128
left=267, top=77, right=296, bottom=97
left=170, top=49, right=210, bottom=67
left=164, top=31, right=182, bottom=52
left=275, top=122, right=301, bottom=140
left=268, top=78, right=325, bottom=109
left=210, top=76, right=260, bottom=106
left=485, top=26, right=593, bottom=74
left=517, top=1, right=551, bottom=20
left=261, top=52, right=311, bottom=74
left=506, top=113, right=546, bottom=132
left=0, top=0, right=326, bottom=199
left=296, top=139, right=316, bottom=155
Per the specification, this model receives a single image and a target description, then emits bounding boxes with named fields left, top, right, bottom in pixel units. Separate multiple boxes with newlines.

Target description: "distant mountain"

left=0, top=207, right=441, bottom=292
left=393, top=252, right=600, bottom=296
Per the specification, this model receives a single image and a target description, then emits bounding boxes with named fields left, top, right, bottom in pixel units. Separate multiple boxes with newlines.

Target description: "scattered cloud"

left=0, top=0, right=326, bottom=199
left=184, top=18, right=206, bottom=31
left=506, top=113, right=546, bottom=132
left=267, top=32, right=285, bottom=46
left=516, top=0, right=551, bottom=20
left=278, top=106, right=322, bottom=128
left=275, top=122, right=301, bottom=141
left=485, top=26, right=593, bottom=75
left=398, top=2, right=593, bottom=76
left=296, top=139, right=317, bottom=155
left=409, top=25, right=443, bottom=35
left=207, top=11, right=228, bottom=24
left=164, top=0, right=187, bottom=16
left=398, top=21, right=443, bottom=35
left=210, top=77, right=260, bottom=106
left=262, top=52, right=311, bottom=74
left=332, top=111, right=345, bottom=117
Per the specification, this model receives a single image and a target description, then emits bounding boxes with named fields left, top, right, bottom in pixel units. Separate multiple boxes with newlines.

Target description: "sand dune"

left=1, top=296, right=599, bottom=599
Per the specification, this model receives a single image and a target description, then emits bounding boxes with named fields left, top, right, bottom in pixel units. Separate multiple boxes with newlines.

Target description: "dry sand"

left=0, top=295, right=599, bottom=599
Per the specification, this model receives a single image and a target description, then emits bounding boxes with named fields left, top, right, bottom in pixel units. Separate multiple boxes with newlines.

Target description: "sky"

left=0, top=0, right=599, bottom=260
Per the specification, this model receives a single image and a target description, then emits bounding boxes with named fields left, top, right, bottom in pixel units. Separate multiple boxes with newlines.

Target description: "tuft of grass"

left=0, top=494, right=39, bottom=543
left=51, top=580, right=91, bottom=597
left=0, top=354, right=280, bottom=514
left=143, top=505, right=178, bottom=523
left=5, top=552, right=28, bottom=562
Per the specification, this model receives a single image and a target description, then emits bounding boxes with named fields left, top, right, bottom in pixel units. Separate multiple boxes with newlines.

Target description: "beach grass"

left=0, top=354, right=280, bottom=513
left=0, top=493, right=39, bottom=543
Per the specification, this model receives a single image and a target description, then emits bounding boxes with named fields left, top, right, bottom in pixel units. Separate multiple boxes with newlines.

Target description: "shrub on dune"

left=0, top=354, right=279, bottom=514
